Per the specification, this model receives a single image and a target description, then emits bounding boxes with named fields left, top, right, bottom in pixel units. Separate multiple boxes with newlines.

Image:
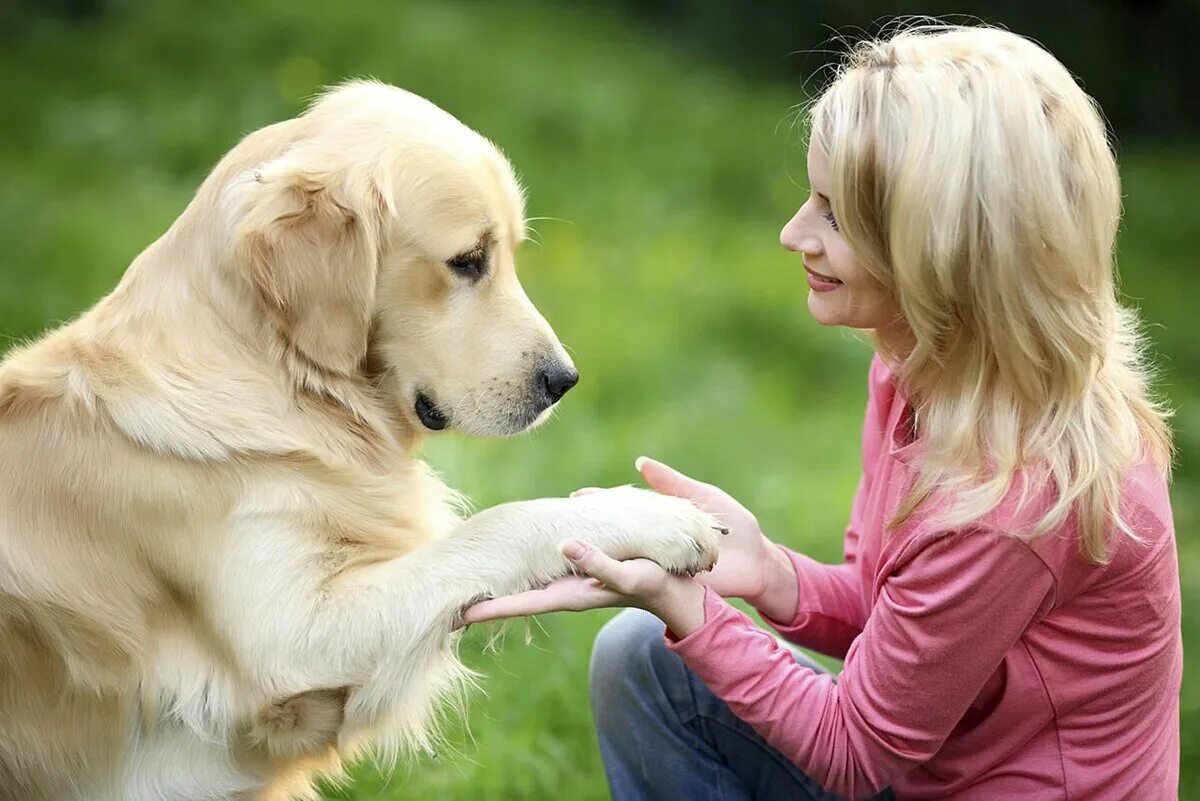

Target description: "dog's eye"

left=446, top=252, right=487, bottom=281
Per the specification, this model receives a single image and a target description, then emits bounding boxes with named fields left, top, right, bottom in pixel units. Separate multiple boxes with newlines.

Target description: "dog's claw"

left=714, top=525, right=730, bottom=536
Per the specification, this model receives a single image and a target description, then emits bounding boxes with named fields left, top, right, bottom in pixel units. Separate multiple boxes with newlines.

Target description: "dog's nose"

left=538, top=364, right=579, bottom=404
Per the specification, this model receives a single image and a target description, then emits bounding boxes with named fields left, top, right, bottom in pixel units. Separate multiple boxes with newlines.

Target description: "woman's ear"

left=233, top=157, right=380, bottom=379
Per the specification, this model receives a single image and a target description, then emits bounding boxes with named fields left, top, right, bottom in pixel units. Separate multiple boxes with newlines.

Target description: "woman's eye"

left=447, top=252, right=487, bottom=281
left=822, top=210, right=840, bottom=232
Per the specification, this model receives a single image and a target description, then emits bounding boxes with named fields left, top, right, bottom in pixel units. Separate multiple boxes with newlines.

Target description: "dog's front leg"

left=422, top=485, right=724, bottom=611
left=333, top=486, right=721, bottom=751
left=226, top=486, right=720, bottom=760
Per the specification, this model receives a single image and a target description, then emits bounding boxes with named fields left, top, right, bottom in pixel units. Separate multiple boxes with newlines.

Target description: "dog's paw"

left=576, top=486, right=723, bottom=575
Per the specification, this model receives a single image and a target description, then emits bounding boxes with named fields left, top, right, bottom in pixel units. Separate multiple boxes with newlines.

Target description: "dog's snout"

left=537, top=363, right=579, bottom=405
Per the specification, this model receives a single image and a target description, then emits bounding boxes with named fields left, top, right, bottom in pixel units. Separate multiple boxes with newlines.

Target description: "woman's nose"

left=780, top=213, right=823, bottom=256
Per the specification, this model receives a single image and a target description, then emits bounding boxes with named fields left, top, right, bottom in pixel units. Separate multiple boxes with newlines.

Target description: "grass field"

left=1, top=1, right=1196, bottom=798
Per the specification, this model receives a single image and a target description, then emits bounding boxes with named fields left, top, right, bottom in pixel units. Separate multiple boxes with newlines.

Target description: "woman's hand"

left=462, top=538, right=709, bottom=638
left=460, top=457, right=799, bottom=631
left=633, top=457, right=797, bottom=622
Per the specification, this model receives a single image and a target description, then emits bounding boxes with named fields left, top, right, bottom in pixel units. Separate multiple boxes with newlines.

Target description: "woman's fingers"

left=571, top=459, right=718, bottom=506
left=561, top=539, right=629, bottom=588
left=562, top=539, right=672, bottom=601
left=636, top=456, right=716, bottom=503
left=460, top=540, right=676, bottom=627
left=461, top=575, right=624, bottom=624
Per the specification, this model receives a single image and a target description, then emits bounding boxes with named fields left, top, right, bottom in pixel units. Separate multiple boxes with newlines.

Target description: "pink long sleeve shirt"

left=667, top=356, right=1182, bottom=799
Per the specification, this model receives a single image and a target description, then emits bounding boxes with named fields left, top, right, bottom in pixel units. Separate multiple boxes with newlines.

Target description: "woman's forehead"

left=806, top=144, right=831, bottom=189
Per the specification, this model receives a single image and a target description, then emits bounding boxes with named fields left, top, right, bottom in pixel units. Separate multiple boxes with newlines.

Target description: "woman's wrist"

left=651, top=577, right=708, bottom=639
left=747, top=543, right=799, bottom=623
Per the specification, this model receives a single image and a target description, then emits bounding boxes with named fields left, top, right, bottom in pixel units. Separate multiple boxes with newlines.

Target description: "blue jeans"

left=588, top=608, right=895, bottom=801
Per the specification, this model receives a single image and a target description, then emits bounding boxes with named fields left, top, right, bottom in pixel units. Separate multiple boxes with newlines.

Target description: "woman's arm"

left=667, top=528, right=1056, bottom=799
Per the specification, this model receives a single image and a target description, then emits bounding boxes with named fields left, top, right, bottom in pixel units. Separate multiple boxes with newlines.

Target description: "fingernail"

left=635, top=456, right=649, bottom=472
left=561, top=540, right=585, bottom=560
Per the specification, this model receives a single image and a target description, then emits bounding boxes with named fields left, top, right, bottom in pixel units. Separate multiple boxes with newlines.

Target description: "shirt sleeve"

left=666, top=529, right=1057, bottom=800
left=755, top=355, right=893, bottom=656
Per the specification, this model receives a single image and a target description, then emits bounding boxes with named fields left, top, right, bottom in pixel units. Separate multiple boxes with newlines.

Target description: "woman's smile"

left=804, top=264, right=843, bottom=291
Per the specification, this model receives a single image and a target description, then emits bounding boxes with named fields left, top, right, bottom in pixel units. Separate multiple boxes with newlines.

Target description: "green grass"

left=1, top=1, right=1197, bottom=798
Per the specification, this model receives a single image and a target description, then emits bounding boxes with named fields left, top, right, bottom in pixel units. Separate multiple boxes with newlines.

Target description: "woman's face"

left=780, top=144, right=905, bottom=337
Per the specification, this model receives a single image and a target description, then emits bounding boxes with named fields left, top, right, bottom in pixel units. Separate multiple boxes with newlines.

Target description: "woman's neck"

left=873, top=316, right=915, bottom=361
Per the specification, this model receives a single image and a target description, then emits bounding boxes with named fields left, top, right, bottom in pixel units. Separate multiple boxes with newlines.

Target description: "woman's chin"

left=806, top=290, right=845, bottom=327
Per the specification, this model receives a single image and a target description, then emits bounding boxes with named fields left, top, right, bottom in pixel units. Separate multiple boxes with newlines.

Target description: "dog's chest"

left=114, top=723, right=260, bottom=801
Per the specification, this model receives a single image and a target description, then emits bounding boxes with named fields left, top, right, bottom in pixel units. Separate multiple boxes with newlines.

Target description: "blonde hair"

left=809, top=24, right=1173, bottom=562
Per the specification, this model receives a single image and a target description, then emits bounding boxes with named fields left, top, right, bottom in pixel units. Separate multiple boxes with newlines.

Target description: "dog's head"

left=225, top=81, right=576, bottom=437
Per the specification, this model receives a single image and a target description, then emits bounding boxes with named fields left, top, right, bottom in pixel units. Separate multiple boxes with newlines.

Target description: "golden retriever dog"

left=0, top=81, right=720, bottom=800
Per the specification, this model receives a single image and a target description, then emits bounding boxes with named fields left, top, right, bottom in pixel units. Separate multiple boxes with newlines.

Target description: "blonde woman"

left=465, top=24, right=1181, bottom=800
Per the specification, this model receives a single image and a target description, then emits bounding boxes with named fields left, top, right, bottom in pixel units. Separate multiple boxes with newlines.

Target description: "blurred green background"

left=1, top=1, right=1196, bottom=798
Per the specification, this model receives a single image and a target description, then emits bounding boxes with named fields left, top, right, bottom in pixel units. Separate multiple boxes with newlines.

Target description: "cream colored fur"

left=0, top=81, right=719, bottom=801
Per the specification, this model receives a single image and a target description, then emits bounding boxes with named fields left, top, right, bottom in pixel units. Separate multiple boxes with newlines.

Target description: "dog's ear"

left=234, top=157, right=381, bottom=378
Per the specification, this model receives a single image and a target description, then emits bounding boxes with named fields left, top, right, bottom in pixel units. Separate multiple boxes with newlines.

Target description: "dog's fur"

left=0, top=81, right=719, bottom=800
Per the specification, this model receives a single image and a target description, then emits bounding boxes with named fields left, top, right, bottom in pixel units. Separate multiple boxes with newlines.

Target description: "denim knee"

left=589, top=609, right=675, bottom=713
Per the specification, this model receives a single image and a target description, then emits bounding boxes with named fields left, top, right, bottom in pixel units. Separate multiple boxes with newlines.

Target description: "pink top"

left=667, top=355, right=1182, bottom=800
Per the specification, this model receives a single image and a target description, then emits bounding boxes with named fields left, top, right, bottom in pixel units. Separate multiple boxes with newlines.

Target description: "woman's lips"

left=805, top=265, right=843, bottom=292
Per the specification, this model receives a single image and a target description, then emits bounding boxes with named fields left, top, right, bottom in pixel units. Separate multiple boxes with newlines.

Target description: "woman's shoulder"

left=891, top=458, right=1173, bottom=584
left=975, top=459, right=1174, bottom=592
